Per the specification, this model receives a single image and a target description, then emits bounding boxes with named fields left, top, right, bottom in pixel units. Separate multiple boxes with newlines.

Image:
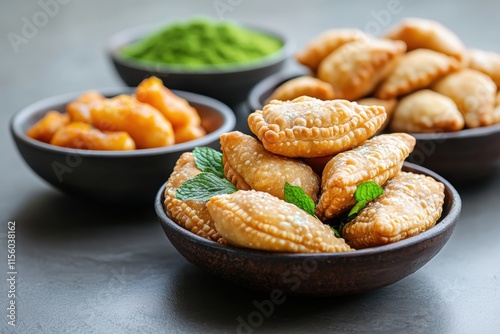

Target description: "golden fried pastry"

left=248, top=96, right=387, bottom=158
left=66, top=91, right=105, bottom=123
left=390, top=90, right=464, bottom=133
left=295, top=28, right=368, bottom=72
left=268, top=76, right=336, bottom=102
left=431, top=69, right=496, bottom=128
left=384, top=18, right=465, bottom=62
left=317, top=38, right=406, bottom=100
left=207, top=190, right=353, bottom=253
left=356, top=97, right=397, bottom=134
left=466, top=49, right=500, bottom=88
left=375, top=49, right=461, bottom=99
left=316, top=133, right=416, bottom=220
left=342, top=172, right=445, bottom=249
left=135, top=76, right=201, bottom=129
left=26, top=110, right=70, bottom=143
left=164, top=152, right=225, bottom=243
left=220, top=131, right=320, bottom=201
left=50, top=122, right=136, bottom=150
left=90, top=94, right=175, bottom=148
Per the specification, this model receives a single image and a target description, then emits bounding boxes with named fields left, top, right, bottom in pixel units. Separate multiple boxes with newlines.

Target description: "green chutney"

left=121, top=19, right=283, bottom=68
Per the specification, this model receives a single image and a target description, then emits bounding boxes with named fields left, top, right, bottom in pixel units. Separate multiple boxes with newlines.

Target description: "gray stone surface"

left=1, top=0, right=500, bottom=333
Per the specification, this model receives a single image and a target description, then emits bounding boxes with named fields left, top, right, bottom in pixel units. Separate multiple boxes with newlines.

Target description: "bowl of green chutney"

left=108, top=19, right=293, bottom=107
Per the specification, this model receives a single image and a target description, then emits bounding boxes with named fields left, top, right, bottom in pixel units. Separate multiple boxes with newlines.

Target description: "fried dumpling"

left=375, top=49, right=461, bottom=99
left=248, top=96, right=387, bottom=158
left=316, top=133, right=416, bottom=220
left=295, top=28, right=368, bottom=72
left=342, top=171, right=445, bottom=249
left=466, top=49, right=500, bottom=88
left=208, top=190, right=353, bottom=253
left=164, top=152, right=225, bottom=243
left=431, top=69, right=496, bottom=128
left=220, top=131, right=320, bottom=202
left=268, top=76, right=336, bottom=102
left=390, top=89, right=464, bottom=133
left=356, top=97, right=397, bottom=134
left=317, top=38, right=406, bottom=100
left=384, top=17, right=465, bottom=62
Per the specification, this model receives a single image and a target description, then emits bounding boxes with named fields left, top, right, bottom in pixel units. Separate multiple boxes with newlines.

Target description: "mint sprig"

left=283, top=182, right=316, bottom=217
left=175, top=147, right=233, bottom=201
left=347, top=181, right=384, bottom=219
left=192, top=147, right=224, bottom=178
left=176, top=172, right=237, bottom=201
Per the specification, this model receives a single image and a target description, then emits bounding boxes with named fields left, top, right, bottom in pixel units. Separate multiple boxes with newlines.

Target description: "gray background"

left=1, top=0, right=500, bottom=333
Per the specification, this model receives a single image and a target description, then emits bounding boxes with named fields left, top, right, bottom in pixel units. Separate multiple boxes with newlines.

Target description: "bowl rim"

left=247, top=71, right=500, bottom=139
left=155, top=162, right=462, bottom=259
left=107, top=21, right=295, bottom=75
left=10, top=87, right=236, bottom=157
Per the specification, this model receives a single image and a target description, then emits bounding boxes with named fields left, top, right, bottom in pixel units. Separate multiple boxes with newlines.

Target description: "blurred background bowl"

left=155, top=162, right=461, bottom=296
left=107, top=22, right=294, bottom=107
left=10, top=88, right=235, bottom=205
left=248, top=72, right=500, bottom=184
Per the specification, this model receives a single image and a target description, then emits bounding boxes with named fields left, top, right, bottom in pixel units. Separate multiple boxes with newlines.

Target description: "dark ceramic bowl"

left=247, top=72, right=500, bottom=184
left=107, top=22, right=294, bottom=106
left=155, top=162, right=461, bottom=296
left=10, top=88, right=235, bottom=204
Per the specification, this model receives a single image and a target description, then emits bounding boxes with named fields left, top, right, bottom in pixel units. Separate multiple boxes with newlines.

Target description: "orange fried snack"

left=66, top=91, right=105, bottom=123
left=135, top=76, right=202, bottom=129
left=90, top=94, right=174, bottom=149
left=50, top=122, right=136, bottom=150
left=173, top=123, right=206, bottom=144
left=26, top=110, right=70, bottom=143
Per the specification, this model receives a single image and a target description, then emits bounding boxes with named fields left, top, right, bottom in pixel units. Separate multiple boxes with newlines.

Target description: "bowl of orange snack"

left=247, top=18, right=500, bottom=183
left=10, top=77, right=235, bottom=204
left=155, top=96, right=461, bottom=296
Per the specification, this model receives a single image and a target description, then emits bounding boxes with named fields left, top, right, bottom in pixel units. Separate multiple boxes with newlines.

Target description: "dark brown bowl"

left=247, top=72, right=500, bottom=184
left=107, top=22, right=294, bottom=107
left=10, top=88, right=235, bottom=204
left=155, top=162, right=461, bottom=296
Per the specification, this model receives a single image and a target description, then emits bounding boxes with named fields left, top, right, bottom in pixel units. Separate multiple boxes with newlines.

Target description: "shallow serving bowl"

left=155, top=162, right=461, bottom=296
left=108, top=23, right=294, bottom=106
left=10, top=88, right=235, bottom=204
left=247, top=72, right=500, bottom=184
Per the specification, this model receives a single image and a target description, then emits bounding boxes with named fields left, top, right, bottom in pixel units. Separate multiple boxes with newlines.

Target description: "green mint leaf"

left=284, top=182, right=316, bottom=217
left=354, top=181, right=384, bottom=202
left=192, top=147, right=224, bottom=178
left=176, top=172, right=237, bottom=201
left=331, top=226, right=341, bottom=238
left=347, top=200, right=367, bottom=218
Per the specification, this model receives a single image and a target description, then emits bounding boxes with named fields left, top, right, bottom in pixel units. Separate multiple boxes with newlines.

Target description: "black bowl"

left=108, top=23, right=294, bottom=106
left=155, top=162, right=461, bottom=296
left=10, top=88, right=236, bottom=204
left=247, top=72, right=500, bottom=184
